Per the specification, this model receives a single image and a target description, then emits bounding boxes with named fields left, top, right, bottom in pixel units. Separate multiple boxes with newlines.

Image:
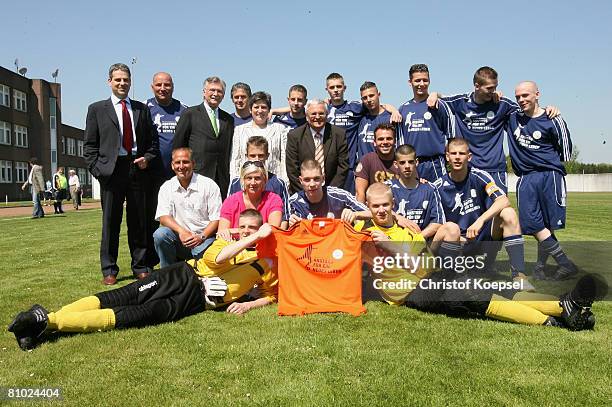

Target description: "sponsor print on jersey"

left=328, top=107, right=355, bottom=127
left=464, top=111, right=494, bottom=132
left=359, top=123, right=374, bottom=145
left=297, top=244, right=343, bottom=276
left=451, top=191, right=481, bottom=216
left=397, top=198, right=426, bottom=225
left=153, top=113, right=180, bottom=135
left=513, top=123, right=542, bottom=150
left=404, top=111, right=432, bottom=133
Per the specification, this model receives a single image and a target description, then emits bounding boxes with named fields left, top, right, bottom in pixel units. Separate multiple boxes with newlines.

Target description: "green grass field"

left=1, top=193, right=610, bottom=406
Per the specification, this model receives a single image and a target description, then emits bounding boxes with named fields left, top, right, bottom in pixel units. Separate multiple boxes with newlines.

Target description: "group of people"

left=22, top=162, right=82, bottom=217
left=8, top=62, right=606, bottom=351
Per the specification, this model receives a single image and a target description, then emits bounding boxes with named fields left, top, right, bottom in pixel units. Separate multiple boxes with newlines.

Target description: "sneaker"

left=543, top=316, right=564, bottom=328
left=8, top=312, right=36, bottom=351
left=559, top=275, right=599, bottom=331
left=551, top=262, right=579, bottom=280
left=533, top=263, right=547, bottom=281
left=513, top=274, right=536, bottom=292
left=559, top=294, right=594, bottom=331
left=7, top=305, right=48, bottom=350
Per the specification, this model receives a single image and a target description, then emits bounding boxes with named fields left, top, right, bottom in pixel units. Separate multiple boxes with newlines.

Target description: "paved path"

left=0, top=201, right=101, bottom=218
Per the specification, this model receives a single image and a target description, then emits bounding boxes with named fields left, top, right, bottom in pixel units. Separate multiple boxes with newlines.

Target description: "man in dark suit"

left=285, top=99, right=349, bottom=194
left=173, top=76, right=234, bottom=198
left=84, top=63, right=160, bottom=285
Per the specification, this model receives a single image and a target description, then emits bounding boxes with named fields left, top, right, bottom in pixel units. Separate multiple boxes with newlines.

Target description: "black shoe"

left=533, top=263, right=547, bottom=281
left=543, top=316, right=564, bottom=328
left=551, top=262, right=579, bottom=280
left=559, top=275, right=599, bottom=331
left=7, top=305, right=48, bottom=350
left=8, top=312, right=37, bottom=350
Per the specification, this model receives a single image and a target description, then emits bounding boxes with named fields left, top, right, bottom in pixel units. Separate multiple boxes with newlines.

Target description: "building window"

left=67, top=138, right=76, bottom=155
left=14, top=125, right=28, bottom=147
left=78, top=168, right=88, bottom=185
left=61, top=136, right=66, bottom=154
left=77, top=140, right=84, bottom=157
left=0, top=160, right=12, bottom=183
left=0, top=121, right=10, bottom=145
left=13, top=90, right=27, bottom=112
left=0, top=84, right=9, bottom=107
left=15, top=161, right=28, bottom=183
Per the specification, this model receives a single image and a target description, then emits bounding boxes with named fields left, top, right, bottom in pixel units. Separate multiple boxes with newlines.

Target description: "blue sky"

left=4, top=0, right=611, bottom=163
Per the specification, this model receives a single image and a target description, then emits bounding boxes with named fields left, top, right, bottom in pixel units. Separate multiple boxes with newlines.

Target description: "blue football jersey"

left=356, top=111, right=401, bottom=162
left=390, top=179, right=445, bottom=229
left=231, top=113, right=253, bottom=127
left=443, top=93, right=518, bottom=172
left=229, top=172, right=290, bottom=221
left=506, top=112, right=572, bottom=176
left=398, top=99, right=456, bottom=158
left=327, top=100, right=366, bottom=169
left=289, top=186, right=367, bottom=219
left=272, top=113, right=307, bottom=129
left=437, top=167, right=505, bottom=234
left=147, top=98, right=187, bottom=178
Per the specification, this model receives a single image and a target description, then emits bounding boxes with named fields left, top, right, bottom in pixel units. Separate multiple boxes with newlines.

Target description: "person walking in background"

left=68, top=169, right=81, bottom=210
left=53, top=167, right=68, bottom=214
left=21, top=157, right=45, bottom=219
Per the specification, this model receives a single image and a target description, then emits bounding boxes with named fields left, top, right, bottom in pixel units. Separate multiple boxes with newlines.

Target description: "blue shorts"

left=417, top=156, right=447, bottom=184
left=489, top=171, right=508, bottom=194
left=516, top=171, right=566, bottom=235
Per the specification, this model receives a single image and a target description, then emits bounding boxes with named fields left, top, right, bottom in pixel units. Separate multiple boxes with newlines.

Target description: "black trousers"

left=100, top=157, right=151, bottom=277
left=95, top=262, right=206, bottom=328
left=404, top=270, right=518, bottom=318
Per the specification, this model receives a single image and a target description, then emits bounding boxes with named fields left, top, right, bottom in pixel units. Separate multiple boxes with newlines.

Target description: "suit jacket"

left=285, top=123, right=349, bottom=194
left=84, top=98, right=159, bottom=186
left=173, top=103, right=234, bottom=197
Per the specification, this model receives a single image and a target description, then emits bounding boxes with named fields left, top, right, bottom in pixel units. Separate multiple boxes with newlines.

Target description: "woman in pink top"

left=218, top=161, right=283, bottom=238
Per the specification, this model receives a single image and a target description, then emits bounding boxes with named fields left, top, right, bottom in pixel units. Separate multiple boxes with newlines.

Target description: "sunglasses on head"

left=242, top=160, right=265, bottom=169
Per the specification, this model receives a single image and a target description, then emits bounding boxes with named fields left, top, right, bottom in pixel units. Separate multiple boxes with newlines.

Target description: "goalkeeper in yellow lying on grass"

left=8, top=209, right=277, bottom=351
left=355, top=183, right=605, bottom=331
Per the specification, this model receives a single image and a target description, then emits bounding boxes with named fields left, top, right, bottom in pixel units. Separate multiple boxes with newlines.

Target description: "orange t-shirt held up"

left=257, top=218, right=371, bottom=316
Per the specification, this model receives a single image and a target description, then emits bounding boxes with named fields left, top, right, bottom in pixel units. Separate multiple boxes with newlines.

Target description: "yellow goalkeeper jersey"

left=187, top=239, right=278, bottom=305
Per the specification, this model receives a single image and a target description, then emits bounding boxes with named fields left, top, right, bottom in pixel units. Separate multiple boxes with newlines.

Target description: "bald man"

left=146, top=72, right=188, bottom=269
left=147, top=72, right=188, bottom=180
left=506, top=81, right=575, bottom=281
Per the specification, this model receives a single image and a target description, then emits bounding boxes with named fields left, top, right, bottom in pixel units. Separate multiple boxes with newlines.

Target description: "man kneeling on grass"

left=356, top=182, right=605, bottom=331
left=8, top=209, right=277, bottom=351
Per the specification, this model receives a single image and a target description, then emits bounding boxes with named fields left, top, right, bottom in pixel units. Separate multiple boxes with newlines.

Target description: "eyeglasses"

left=242, top=160, right=265, bottom=169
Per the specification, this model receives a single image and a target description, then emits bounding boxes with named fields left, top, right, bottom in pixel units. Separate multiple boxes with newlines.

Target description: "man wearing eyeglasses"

left=285, top=99, right=349, bottom=195
left=173, top=76, right=234, bottom=198
left=153, top=147, right=222, bottom=267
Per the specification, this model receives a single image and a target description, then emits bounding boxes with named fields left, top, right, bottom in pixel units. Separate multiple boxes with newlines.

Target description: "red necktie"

left=120, top=100, right=133, bottom=153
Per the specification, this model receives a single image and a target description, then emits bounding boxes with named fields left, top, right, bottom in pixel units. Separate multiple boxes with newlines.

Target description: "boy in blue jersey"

left=398, top=64, right=455, bottom=183
left=389, top=144, right=445, bottom=239
left=356, top=82, right=402, bottom=163
left=288, top=159, right=369, bottom=226
left=437, top=138, right=534, bottom=290
left=427, top=66, right=559, bottom=193
left=228, top=136, right=290, bottom=228
left=325, top=73, right=402, bottom=193
left=508, top=81, right=577, bottom=280
left=230, top=82, right=253, bottom=126
left=272, top=84, right=308, bottom=129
